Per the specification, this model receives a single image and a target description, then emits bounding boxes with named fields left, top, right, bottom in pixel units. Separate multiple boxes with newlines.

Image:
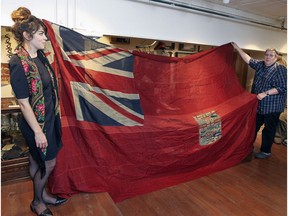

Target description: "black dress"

left=9, top=54, right=62, bottom=162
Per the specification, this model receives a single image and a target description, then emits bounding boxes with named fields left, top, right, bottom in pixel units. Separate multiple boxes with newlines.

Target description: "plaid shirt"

left=249, top=59, right=287, bottom=114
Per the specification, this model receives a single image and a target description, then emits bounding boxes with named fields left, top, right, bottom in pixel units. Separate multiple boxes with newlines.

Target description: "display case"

left=1, top=107, right=30, bottom=184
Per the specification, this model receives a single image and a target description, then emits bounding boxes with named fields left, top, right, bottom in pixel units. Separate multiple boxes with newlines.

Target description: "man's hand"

left=257, top=92, right=267, bottom=100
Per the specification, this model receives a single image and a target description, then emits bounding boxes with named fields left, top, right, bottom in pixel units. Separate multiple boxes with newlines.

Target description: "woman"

left=9, top=7, right=67, bottom=216
left=232, top=42, right=287, bottom=159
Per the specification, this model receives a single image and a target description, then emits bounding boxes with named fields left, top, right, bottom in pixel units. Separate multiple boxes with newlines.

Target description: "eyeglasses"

left=265, top=54, right=276, bottom=57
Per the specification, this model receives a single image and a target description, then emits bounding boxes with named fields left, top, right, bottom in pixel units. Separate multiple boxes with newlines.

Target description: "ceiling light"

left=223, top=0, right=230, bottom=3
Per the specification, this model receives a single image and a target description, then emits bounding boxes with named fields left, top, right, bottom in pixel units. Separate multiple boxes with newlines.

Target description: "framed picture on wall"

left=1, top=63, right=10, bottom=85
left=110, top=36, right=130, bottom=44
left=175, top=52, right=194, bottom=58
left=165, top=42, right=175, bottom=50
left=178, top=43, right=197, bottom=52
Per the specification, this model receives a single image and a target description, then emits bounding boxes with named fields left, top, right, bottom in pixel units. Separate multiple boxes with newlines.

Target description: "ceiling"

left=201, top=0, right=287, bottom=21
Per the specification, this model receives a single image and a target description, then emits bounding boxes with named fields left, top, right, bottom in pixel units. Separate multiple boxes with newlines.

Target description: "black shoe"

left=30, top=203, right=53, bottom=216
left=47, top=196, right=68, bottom=206
left=255, top=152, right=271, bottom=159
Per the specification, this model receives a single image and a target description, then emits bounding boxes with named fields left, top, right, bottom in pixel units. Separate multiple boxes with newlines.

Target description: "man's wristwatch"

left=265, top=91, right=270, bottom=96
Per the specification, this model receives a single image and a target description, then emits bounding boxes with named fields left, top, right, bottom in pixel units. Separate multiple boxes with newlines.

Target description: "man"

left=231, top=42, right=287, bottom=159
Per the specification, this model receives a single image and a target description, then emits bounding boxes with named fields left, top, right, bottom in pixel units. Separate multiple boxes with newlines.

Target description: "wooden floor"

left=2, top=135, right=287, bottom=216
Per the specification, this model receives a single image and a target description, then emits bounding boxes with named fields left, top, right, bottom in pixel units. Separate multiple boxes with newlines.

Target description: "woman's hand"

left=34, top=130, right=48, bottom=149
left=17, top=98, right=48, bottom=150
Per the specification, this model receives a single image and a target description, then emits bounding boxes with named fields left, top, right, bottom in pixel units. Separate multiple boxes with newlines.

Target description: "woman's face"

left=264, top=50, right=277, bottom=67
left=29, top=26, right=47, bottom=50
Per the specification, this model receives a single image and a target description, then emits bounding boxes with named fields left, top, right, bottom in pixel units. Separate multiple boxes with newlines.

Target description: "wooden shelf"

left=1, top=107, right=30, bottom=184
left=1, top=106, right=21, bottom=114
left=1, top=156, right=30, bottom=185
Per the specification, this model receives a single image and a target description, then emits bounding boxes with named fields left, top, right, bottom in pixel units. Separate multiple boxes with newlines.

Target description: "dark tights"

left=29, top=156, right=57, bottom=214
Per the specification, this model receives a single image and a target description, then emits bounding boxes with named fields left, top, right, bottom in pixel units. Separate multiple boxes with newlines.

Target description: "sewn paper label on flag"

left=193, top=111, right=222, bottom=145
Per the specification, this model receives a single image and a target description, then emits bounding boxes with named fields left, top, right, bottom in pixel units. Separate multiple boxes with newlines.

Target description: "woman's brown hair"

left=11, top=7, right=47, bottom=44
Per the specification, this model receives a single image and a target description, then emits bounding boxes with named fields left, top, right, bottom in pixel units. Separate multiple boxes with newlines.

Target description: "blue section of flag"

left=111, top=96, right=144, bottom=115
left=71, top=81, right=144, bottom=126
left=104, top=55, right=134, bottom=73
left=59, top=26, right=107, bottom=52
left=79, top=96, right=123, bottom=126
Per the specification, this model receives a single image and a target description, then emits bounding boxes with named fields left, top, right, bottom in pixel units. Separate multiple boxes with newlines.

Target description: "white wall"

left=1, top=0, right=286, bottom=53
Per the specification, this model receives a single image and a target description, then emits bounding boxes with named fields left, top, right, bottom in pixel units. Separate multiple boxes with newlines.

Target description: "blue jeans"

left=254, top=112, right=281, bottom=153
